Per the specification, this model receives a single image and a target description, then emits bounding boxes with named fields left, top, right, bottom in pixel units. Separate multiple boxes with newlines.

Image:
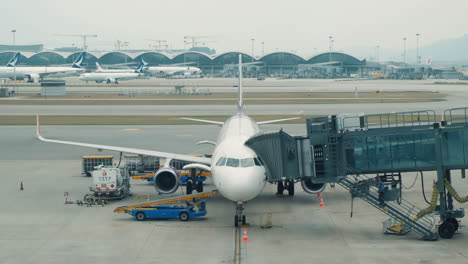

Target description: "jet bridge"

left=245, top=108, right=468, bottom=240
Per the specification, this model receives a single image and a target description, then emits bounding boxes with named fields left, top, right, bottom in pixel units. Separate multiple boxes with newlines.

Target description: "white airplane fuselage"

left=0, top=66, right=83, bottom=79
left=211, top=112, right=266, bottom=202
left=146, top=66, right=202, bottom=76
left=79, top=72, right=139, bottom=83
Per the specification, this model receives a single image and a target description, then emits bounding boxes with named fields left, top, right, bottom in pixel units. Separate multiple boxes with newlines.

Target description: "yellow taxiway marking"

left=121, top=128, right=142, bottom=131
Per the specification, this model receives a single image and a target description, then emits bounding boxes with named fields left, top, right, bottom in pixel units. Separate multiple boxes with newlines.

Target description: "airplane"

left=36, top=55, right=324, bottom=227
left=95, top=62, right=137, bottom=73
left=0, top=52, right=86, bottom=82
left=142, top=58, right=202, bottom=77
left=79, top=61, right=145, bottom=84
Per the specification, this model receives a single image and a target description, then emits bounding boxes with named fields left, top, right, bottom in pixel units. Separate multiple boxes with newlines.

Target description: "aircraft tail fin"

left=6, top=52, right=20, bottom=67
left=141, top=57, right=149, bottom=66
left=135, top=62, right=144, bottom=74
left=95, top=62, right=103, bottom=71
left=237, top=54, right=243, bottom=113
left=71, top=52, right=86, bottom=68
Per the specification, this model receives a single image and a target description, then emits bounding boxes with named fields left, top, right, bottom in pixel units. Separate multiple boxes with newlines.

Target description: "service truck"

left=90, top=166, right=130, bottom=199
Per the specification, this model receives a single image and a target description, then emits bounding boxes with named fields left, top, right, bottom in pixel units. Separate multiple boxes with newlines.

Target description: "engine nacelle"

left=301, top=179, right=326, bottom=194
left=25, top=73, right=40, bottom=83
left=106, top=78, right=117, bottom=84
left=154, top=167, right=179, bottom=194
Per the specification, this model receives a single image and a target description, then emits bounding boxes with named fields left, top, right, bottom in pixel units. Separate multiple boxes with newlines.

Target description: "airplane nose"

left=214, top=168, right=265, bottom=202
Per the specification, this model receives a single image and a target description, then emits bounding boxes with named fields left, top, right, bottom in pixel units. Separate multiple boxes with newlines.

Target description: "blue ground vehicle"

left=129, top=201, right=207, bottom=221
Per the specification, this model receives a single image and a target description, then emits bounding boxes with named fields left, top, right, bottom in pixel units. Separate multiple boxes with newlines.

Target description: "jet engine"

left=153, top=167, right=179, bottom=194
left=25, top=73, right=40, bottom=83
left=301, top=179, right=326, bottom=194
left=106, top=78, right=118, bottom=84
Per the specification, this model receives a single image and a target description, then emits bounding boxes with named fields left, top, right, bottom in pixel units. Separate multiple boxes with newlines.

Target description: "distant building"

left=0, top=44, right=43, bottom=52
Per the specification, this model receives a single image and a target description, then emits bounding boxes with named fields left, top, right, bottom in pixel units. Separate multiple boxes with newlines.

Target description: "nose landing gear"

left=234, top=202, right=247, bottom=227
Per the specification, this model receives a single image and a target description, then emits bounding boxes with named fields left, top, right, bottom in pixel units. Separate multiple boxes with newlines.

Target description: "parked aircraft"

left=79, top=62, right=144, bottom=84
left=36, top=56, right=317, bottom=226
left=0, top=52, right=85, bottom=82
left=143, top=58, right=202, bottom=77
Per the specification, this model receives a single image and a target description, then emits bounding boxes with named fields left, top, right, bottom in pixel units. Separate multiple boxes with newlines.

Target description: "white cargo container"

left=90, top=166, right=130, bottom=198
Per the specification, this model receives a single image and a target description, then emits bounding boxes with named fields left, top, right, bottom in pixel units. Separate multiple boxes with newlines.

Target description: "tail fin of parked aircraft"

left=141, top=57, right=149, bottom=66
left=71, top=52, right=86, bottom=68
left=135, top=62, right=145, bottom=74
left=95, top=62, right=104, bottom=71
left=6, top=52, right=20, bottom=67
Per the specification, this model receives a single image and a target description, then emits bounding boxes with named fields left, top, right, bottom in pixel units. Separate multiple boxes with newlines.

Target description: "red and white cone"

left=242, top=228, right=249, bottom=242
left=319, top=195, right=325, bottom=208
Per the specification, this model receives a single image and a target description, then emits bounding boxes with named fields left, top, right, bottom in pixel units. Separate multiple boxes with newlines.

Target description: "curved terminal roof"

left=171, top=51, right=213, bottom=65
left=213, top=52, right=255, bottom=65
left=259, top=52, right=306, bottom=65
left=307, top=52, right=365, bottom=65
left=0, top=50, right=365, bottom=66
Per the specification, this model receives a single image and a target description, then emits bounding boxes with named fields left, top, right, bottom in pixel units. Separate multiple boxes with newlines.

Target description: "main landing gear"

left=186, top=169, right=204, bottom=195
left=277, top=180, right=295, bottom=196
left=234, top=202, right=247, bottom=227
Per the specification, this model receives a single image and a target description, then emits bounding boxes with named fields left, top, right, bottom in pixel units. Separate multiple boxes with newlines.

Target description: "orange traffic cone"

left=316, top=193, right=321, bottom=197
left=242, top=228, right=249, bottom=242
left=319, top=195, right=325, bottom=208
left=20, top=181, right=24, bottom=191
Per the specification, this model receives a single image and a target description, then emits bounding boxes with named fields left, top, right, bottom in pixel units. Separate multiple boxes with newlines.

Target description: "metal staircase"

left=338, top=173, right=438, bottom=241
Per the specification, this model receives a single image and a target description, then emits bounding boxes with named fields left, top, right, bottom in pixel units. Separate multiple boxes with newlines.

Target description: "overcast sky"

left=2, top=0, right=467, bottom=57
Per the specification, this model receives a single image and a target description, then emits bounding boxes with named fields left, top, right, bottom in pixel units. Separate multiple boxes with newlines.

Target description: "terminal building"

left=0, top=50, right=369, bottom=78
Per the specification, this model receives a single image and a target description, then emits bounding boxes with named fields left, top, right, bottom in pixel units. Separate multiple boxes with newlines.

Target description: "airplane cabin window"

left=226, top=158, right=240, bottom=167
left=240, top=158, right=254, bottom=167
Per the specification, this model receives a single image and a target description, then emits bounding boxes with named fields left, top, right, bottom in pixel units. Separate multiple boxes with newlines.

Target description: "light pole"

left=329, top=36, right=333, bottom=62
left=375, top=45, right=380, bottom=62
left=416, top=33, right=420, bottom=64
left=261, top=42, right=265, bottom=57
left=403, top=37, right=407, bottom=65
left=250, top=38, right=255, bottom=61
left=11, top=29, right=16, bottom=46
left=11, top=29, right=16, bottom=82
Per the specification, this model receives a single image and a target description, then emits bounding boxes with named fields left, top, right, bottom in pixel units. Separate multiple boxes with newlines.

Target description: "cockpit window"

left=216, top=157, right=226, bottom=166
left=254, top=158, right=262, bottom=166
left=226, top=158, right=240, bottom=167
left=240, top=158, right=254, bottom=167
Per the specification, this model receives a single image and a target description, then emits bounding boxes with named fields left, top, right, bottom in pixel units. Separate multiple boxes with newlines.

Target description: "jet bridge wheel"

left=235, top=215, right=239, bottom=227
left=446, top=218, right=459, bottom=231
left=287, top=181, right=295, bottom=196
left=277, top=181, right=284, bottom=195
left=438, top=221, right=456, bottom=239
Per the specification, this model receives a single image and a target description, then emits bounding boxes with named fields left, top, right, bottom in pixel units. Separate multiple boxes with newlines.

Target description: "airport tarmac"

left=2, top=125, right=468, bottom=264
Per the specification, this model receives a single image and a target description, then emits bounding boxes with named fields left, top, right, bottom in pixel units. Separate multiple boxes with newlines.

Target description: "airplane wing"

left=36, top=115, right=211, bottom=165
left=257, top=117, right=300, bottom=125
left=180, top=117, right=224, bottom=125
